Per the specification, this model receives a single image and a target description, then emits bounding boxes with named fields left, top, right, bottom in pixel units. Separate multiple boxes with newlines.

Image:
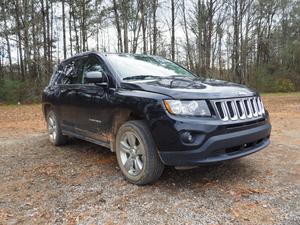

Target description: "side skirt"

left=63, top=130, right=111, bottom=149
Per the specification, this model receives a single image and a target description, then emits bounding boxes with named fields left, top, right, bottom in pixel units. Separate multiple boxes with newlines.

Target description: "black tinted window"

left=61, top=60, right=77, bottom=84
left=57, top=56, right=105, bottom=85
left=49, top=64, right=64, bottom=85
left=74, top=58, right=86, bottom=84
left=59, top=57, right=87, bottom=84
left=82, top=56, right=105, bottom=84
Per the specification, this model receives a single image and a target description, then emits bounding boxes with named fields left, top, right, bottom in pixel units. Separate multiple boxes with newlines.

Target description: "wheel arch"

left=110, top=109, right=146, bottom=152
left=42, top=103, right=54, bottom=119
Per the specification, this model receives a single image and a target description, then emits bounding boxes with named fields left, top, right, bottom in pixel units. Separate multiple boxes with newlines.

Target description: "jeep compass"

left=42, top=52, right=271, bottom=185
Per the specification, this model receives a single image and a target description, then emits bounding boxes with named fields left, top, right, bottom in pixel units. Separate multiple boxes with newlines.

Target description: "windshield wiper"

left=123, top=75, right=158, bottom=80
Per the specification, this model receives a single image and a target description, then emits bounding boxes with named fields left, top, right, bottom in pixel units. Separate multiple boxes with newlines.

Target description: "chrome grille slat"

left=237, top=100, right=247, bottom=119
left=227, top=101, right=238, bottom=120
left=220, top=102, right=229, bottom=121
left=255, top=98, right=261, bottom=115
left=259, top=97, right=265, bottom=114
left=251, top=98, right=258, bottom=117
left=256, top=97, right=264, bottom=115
left=212, top=96, right=265, bottom=122
left=246, top=99, right=253, bottom=118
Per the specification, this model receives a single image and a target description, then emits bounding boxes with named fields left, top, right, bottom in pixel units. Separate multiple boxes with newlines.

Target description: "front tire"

left=47, top=110, right=68, bottom=146
left=116, top=121, right=164, bottom=185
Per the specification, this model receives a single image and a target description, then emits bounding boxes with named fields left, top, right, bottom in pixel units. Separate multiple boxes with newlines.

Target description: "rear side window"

left=61, top=61, right=77, bottom=84
left=49, top=64, right=64, bottom=85
left=56, top=57, right=86, bottom=85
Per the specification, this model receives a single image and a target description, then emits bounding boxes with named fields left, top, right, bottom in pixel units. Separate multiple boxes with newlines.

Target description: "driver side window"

left=82, top=56, right=105, bottom=84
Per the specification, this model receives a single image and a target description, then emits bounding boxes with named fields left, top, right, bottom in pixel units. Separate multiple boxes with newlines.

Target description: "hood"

left=120, top=76, right=257, bottom=99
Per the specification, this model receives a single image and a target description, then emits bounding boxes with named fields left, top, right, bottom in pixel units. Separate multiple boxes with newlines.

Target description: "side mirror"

left=85, top=71, right=103, bottom=84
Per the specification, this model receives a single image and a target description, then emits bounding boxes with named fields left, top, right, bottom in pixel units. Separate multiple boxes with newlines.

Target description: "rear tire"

left=47, top=110, right=68, bottom=146
left=116, top=120, right=164, bottom=185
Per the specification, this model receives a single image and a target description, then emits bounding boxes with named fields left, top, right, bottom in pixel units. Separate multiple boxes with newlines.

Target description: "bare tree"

left=113, top=0, right=123, bottom=52
left=181, top=0, right=193, bottom=70
left=171, top=0, right=175, bottom=61
left=62, top=0, right=67, bottom=59
left=1, top=1, right=12, bottom=73
left=152, top=0, right=158, bottom=55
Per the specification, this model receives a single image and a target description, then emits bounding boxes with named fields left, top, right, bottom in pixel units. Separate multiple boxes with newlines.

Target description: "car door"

left=75, top=55, right=115, bottom=144
left=57, top=59, right=81, bottom=133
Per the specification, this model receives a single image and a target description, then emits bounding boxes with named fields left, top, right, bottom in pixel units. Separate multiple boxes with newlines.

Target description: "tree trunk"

left=206, top=0, right=215, bottom=71
left=113, top=0, right=123, bottom=52
left=46, top=0, right=51, bottom=73
left=196, top=0, right=203, bottom=74
left=182, top=0, right=193, bottom=70
left=233, top=0, right=241, bottom=83
left=41, top=0, right=48, bottom=74
left=171, top=0, right=175, bottom=61
left=31, top=0, right=38, bottom=79
left=62, top=0, right=67, bottom=59
left=1, top=1, right=13, bottom=73
left=152, top=0, right=158, bottom=55
left=141, top=0, right=147, bottom=54
left=14, top=0, right=25, bottom=80
left=70, top=2, right=80, bottom=53
left=122, top=0, right=129, bottom=53
left=132, top=19, right=142, bottom=53
left=23, top=0, right=30, bottom=75
left=69, top=2, right=73, bottom=56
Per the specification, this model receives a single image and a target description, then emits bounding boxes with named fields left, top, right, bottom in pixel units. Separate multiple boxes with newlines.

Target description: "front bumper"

left=151, top=114, right=271, bottom=166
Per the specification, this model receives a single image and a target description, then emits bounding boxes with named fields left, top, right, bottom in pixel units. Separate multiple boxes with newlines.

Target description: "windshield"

left=106, top=54, right=195, bottom=80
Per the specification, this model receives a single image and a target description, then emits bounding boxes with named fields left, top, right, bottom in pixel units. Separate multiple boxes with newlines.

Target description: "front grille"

left=212, top=96, right=265, bottom=121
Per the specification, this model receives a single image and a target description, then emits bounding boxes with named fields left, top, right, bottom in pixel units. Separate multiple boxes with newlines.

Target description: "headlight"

left=164, top=100, right=211, bottom=116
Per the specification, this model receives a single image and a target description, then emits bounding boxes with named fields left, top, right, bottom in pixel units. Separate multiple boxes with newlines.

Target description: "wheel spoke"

left=135, top=157, right=143, bottom=173
left=127, top=133, right=136, bottom=147
left=135, top=143, right=144, bottom=155
left=52, top=131, right=57, bottom=140
left=48, top=126, right=53, bottom=134
left=120, top=141, right=131, bottom=153
left=124, top=158, right=134, bottom=172
left=49, top=117, right=54, bottom=126
left=48, top=116, right=56, bottom=142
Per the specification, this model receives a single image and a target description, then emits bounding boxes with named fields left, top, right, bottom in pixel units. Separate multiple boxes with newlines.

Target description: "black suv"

left=42, top=52, right=271, bottom=185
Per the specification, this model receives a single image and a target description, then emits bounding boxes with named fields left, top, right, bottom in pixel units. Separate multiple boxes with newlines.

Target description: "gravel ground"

left=0, top=94, right=299, bottom=225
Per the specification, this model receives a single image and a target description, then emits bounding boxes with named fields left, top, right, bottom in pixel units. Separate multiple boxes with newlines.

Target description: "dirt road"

left=0, top=94, right=299, bottom=224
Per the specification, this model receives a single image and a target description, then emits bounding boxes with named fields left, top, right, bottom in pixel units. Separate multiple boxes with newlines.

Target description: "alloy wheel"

left=48, top=115, right=57, bottom=142
left=119, top=131, right=145, bottom=176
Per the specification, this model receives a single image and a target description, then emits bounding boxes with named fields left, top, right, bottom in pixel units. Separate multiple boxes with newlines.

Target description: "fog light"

left=181, top=131, right=194, bottom=143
